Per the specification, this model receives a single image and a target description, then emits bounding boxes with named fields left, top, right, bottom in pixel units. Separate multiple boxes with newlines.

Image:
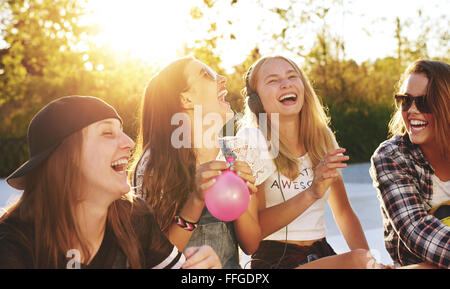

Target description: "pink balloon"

left=204, top=170, right=250, bottom=222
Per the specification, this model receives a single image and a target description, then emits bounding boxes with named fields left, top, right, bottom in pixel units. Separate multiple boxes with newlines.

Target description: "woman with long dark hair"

left=132, top=57, right=260, bottom=268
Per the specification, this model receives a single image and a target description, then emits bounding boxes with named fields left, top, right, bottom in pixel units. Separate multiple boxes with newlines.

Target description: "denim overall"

left=186, top=207, right=241, bottom=269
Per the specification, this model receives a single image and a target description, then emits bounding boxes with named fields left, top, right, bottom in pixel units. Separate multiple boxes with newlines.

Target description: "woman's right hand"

left=310, top=148, right=349, bottom=199
left=195, top=160, right=229, bottom=201
left=195, top=160, right=258, bottom=201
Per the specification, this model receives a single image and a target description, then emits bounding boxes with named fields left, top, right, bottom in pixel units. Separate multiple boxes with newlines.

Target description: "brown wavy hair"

left=131, top=57, right=197, bottom=232
left=0, top=130, right=144, bottom=268
left=241, top=55, right=336, bottom=180
left=388, top=59, right=450, bottom=159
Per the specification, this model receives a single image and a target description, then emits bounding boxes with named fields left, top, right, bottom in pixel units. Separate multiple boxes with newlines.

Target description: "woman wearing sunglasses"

left=131, top=57, right=260, bottom=268
left=370, top=59, right=450, bottom=269
left=0, top=96, right=221, bottom=269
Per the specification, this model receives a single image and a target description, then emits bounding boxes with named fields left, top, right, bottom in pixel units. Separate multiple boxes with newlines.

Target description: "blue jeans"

left=186, top=208, right=241, bottom=269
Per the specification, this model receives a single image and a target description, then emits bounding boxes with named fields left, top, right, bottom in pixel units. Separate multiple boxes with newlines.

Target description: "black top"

left=0, top=200, right=184, bottom=269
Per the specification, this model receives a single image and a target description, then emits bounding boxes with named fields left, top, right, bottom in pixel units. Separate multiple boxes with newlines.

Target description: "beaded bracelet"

left=174, top=215, right=199, bottom=231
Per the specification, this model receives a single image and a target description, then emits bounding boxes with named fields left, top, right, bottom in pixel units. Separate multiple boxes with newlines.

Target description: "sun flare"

left=86, top=0, right=199, bottom=65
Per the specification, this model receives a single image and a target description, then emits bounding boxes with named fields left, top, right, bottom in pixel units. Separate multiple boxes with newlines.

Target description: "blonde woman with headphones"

left=237, top=55, right=375, bottom=269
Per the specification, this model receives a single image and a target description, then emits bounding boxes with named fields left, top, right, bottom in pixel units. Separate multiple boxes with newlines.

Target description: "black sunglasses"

left=394, top=94, right=431, bottom=113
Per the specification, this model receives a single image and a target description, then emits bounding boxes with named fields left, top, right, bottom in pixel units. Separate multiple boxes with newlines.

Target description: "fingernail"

left=230, top=166, right=235, bottom=171
left=218, top=170, right=222, bottom=175
left=237, top=171, right=241, bottom=175
left=226, top=163, right=231, bottom=168
left=212, top=178, right=216, bottom=183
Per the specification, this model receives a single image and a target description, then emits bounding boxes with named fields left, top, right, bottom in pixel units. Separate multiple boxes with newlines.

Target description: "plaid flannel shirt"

left=370, top=135, right=450, bottom=268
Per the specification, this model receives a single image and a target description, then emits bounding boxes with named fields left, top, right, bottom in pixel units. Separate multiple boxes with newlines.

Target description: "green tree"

left=0, top=0, right=93, bottom=137
left=225, top=47, right=262, bottom=114
left=0, top=0, right=159, bottom=176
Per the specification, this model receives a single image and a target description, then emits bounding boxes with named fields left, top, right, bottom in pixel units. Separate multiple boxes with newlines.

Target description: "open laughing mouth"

left=218, top=86, right=229, bottom=104
left=111, top=158, right=128, bottom=175
left=278, top=93, right=297, bottom=105
left=409, top=119, right=428, bottom=132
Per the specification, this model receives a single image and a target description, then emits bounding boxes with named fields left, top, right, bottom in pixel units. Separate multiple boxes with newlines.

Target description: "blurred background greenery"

left=0, top=0, right=449, bottom=176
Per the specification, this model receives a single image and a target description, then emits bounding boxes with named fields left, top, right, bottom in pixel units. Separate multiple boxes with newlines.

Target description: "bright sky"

left=339, top=0, right=448, bottom=63
left=81, top=0, right=450, bottom=71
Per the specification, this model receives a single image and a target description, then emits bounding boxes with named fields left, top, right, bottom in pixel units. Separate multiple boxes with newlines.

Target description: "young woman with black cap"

left=0, top=95, right=221, bottom=269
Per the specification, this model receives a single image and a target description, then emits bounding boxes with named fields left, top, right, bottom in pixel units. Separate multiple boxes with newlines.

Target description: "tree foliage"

left=0, top=0, right=156, bottom=140
left=266, top=0, right=449, bottom=162
left=0, top=0, right=92, bottom=135
left=0, top=0, right=449, bottom=176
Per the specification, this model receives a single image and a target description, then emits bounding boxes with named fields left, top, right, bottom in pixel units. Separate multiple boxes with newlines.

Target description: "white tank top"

left=236, top=126, right=337, bottom=241
left=263, top=153, right=330, bottom=241
left=431, top=174, right=450, bottom=207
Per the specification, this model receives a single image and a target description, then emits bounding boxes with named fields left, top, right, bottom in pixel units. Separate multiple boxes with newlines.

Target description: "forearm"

left=398, top=262, right=439, bottom=269
left=234, top=210, right=262, bottom=255
left=335, top=210, right=370, bottom=250
left=258, top=188, right=317, bottom=239
left=391, top=213, right=450, bottom=268
left=327, top=175, right=369, bottom=250
left=381, top=186, right=450, bottom=267
left=166, top=196, right=205, bottom=251
left=233, top=194, right=262, bottom=255
left=373, top=153, right=450, bottom=268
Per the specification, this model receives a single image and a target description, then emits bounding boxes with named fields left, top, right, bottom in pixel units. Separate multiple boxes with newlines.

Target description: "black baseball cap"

left=6, top=95, right=123, bottom=190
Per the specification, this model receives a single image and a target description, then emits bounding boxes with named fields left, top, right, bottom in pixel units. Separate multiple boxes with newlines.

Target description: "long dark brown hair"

left=1, top=130, right=145, bottom=268
left=389, top=59, right=450, bottom=159
left=131, top=57, right=197, bottom=232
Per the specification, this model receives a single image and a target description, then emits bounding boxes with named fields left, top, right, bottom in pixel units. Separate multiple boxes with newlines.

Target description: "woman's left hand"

left=182, top=245, right=222, bottom=269
left=310, top=148, right=348, bottom=199
left=229, top=161, right=257, bottom=194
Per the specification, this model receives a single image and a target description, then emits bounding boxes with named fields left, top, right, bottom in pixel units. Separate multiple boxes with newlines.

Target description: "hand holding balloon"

left=203, top=157, right=255, bottom=222
left=196, top=160, right=257, bottom=198
left=195, top=160, right=229, bottom=201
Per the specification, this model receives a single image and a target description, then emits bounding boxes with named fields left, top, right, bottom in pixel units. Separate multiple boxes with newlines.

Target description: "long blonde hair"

left=389, top=59, right=450, bottom=159
left=0, top=130, right=144, bottom=268
left=242, top=55, right=336, bottom=180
